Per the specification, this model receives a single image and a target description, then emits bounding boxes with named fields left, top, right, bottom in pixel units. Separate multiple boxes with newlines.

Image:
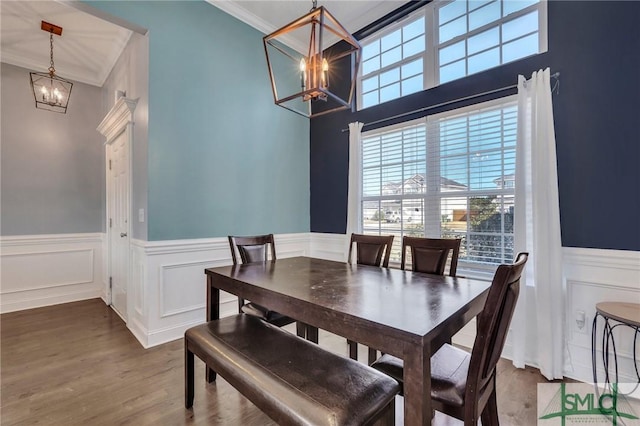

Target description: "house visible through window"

left=361, top=96, right=517, bottom=274
left=358, top=0, right=547, bottom=109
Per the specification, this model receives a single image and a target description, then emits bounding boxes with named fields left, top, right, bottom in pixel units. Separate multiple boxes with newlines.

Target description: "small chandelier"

left=29, top=21, right=73, bottom=114
left=263, top=1, right=361, bottom=118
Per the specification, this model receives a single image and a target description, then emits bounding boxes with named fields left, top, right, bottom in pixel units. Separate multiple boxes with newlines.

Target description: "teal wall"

left=90, top=1, right=310, bottom=240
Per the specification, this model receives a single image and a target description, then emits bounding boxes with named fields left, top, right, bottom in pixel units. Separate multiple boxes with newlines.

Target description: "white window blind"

left=361, top=96, right=517, bottom=273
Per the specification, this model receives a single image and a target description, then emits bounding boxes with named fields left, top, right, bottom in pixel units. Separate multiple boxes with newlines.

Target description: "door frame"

left=97, top=97, right=137, bottom=321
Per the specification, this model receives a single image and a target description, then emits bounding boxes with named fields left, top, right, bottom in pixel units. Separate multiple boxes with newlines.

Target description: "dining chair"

left=348, top=233, right=395, bottom=268
left=371, top=252, right=529, bottom=426
left=401, top=236, right=461, bottom=276
left=346, top=233, right=395, bottom=360
left=228, top=234, right=308, bottom=339
left=366, top=236, right=463, bottom=363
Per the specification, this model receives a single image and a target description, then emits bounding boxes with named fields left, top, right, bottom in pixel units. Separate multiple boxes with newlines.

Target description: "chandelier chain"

left=310, top=0, right=317, bottom=12
left=48, top=33, right=56, bottom=75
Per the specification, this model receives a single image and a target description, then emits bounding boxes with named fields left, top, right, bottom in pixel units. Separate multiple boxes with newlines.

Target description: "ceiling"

left=0, top=1, right=133, bottom=87
left=208, top=1, right=406, bottom=52
left=0, top=0, right=405, bottom=88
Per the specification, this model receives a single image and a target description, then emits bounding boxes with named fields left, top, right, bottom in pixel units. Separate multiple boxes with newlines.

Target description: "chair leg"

left=306, top=326, right=319, bottom=344
left=347, top=340, right=358, bottom=360
left=206, top=367, right=217, bottom=383
left=480, top=388, right=499, bottom=426
left=368, top=348, right=378, bottom=365
left=185, top=345, right=194, bottom=408
left=296, top=322, right=307, bottom=339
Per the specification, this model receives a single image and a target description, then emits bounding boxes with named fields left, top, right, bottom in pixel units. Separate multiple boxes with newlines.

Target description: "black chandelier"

left=29, top=21, right=73, bottom=114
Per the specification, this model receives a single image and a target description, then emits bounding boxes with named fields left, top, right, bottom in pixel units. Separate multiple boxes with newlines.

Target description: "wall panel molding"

left=1, top=233, right=103, bottom=246
left=128, top=233, right=312, bottom=348
left=0, top=233, right=103, bottom=313
left=563, top=247, right=640, bottom=272
left=563, top=246, right=640, bottom=383
left=159, top=260, right=214, bottom=319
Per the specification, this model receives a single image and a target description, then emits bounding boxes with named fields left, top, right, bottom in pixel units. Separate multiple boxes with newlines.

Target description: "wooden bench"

left=185, top=314, right=399, bottom=425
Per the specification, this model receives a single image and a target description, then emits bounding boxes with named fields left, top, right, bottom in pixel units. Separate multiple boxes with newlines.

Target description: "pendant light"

left=29, top=21, right=73, bottom=114
left=263, top=1, right=361, bottom=118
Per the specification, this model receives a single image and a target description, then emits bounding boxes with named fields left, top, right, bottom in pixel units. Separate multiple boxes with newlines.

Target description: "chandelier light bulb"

left=322, top=58, right=329, bottom=87
left=300, top=58, right=307, bottom=89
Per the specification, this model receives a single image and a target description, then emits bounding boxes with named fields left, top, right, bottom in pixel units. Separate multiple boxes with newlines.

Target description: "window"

left=358, top=0, right=547, bottom=109
left=360, top=15, right=426, bottom=109
left=361, top=96, right=517, bottom=274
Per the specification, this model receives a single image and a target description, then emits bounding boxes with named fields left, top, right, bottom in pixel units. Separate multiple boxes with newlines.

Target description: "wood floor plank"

left=1, top=298, right=569, bottom=425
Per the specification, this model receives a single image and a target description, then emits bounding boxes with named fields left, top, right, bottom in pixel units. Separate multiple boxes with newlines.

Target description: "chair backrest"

left=400, top=236, right=461, bottom=276
left=228, top=234, right=276, bottom=265
left=467, top=252, right=529, bottom=403
left=348, top=233, right=394, bottom=268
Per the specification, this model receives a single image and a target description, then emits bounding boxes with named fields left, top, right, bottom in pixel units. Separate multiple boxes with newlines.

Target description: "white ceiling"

left=0, top=0, right=405, bottom=88
left=0, top=1, right=133, bottom=87
left=208, top=0, right=406, bottom=52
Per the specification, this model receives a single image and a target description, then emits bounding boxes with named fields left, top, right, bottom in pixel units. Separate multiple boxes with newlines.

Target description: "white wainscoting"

left=128, top=233, right=311, bottom=348
left=563, top=247, right=640, bottom=383
left=2, top=232, right=637, bottom=384
left=0, top=233, right=103, bottom=313
left=309, top=236, right=640, bottom=382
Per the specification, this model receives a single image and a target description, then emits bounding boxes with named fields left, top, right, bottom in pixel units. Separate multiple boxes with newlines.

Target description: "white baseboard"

left=0, top=233, right=104, bottom=313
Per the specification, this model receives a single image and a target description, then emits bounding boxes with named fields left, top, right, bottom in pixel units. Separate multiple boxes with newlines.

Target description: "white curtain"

left=512, top=68, right=564, bottom=380
left=345, top=122, right=364, bottom=261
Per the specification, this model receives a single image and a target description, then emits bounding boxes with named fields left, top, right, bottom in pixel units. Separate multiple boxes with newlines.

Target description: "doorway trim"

left=97, top=96, right=137, bottom=321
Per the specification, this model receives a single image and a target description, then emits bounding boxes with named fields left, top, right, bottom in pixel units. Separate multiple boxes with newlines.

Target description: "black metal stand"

left=591, top=306, right=640, bottom=394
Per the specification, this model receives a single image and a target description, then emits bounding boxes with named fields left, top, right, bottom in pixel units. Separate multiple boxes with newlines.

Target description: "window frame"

left=356, top=0, right=548, bottom=110
left=360, top=95, right=518, bottom=278
left=357, top=10, right=430, bottom=110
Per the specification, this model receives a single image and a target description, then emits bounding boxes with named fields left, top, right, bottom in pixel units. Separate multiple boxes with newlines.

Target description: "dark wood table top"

left=205, top=256, right=490, bottom=358
left=205, top=256, right=492, bottom=425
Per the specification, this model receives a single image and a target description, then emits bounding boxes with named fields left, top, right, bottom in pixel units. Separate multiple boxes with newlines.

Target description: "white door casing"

left=97, top=97, right=137, bottom=322
left=107, top=131, right=129, bottom=319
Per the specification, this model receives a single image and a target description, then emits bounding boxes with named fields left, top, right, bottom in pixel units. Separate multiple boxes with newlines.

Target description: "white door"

left=108, top=130, right=130, bottom=320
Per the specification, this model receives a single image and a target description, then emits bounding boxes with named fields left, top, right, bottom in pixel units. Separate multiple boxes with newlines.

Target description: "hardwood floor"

left=2, top=299, right=567, bottom=425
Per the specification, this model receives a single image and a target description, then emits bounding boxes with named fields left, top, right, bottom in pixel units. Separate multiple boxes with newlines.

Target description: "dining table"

left=204, top=256, right=491, bottom=426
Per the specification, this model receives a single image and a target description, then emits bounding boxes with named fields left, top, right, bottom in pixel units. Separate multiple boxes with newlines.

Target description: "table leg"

left=206, top=275, right=219, bottom=383
left=185, top=343, right=195, bottom=408
left=403, top=343, right=432, bottom=425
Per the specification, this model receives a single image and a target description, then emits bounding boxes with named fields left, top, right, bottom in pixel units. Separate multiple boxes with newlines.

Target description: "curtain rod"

left=340, top=72, right=560, bottom=132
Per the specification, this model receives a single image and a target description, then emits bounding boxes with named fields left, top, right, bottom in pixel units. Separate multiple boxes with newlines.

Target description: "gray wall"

left=1, top=62, right=105, bottom=235
left=102, top=32, right=149, bottom=241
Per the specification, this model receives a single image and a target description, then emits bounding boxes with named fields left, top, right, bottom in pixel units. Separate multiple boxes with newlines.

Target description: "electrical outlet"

left=574, top=310, right=587, bottom=334
left=138, top=208, right=145, bottom=223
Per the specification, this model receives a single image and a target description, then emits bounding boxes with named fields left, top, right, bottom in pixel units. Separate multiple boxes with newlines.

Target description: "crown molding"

left=206, top=1, right=315, bottom=53
left=97, top=97, right=138, bottom=141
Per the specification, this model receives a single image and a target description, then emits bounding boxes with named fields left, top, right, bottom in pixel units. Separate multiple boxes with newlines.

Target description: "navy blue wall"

left=310, top=1, right=640, bottom=251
